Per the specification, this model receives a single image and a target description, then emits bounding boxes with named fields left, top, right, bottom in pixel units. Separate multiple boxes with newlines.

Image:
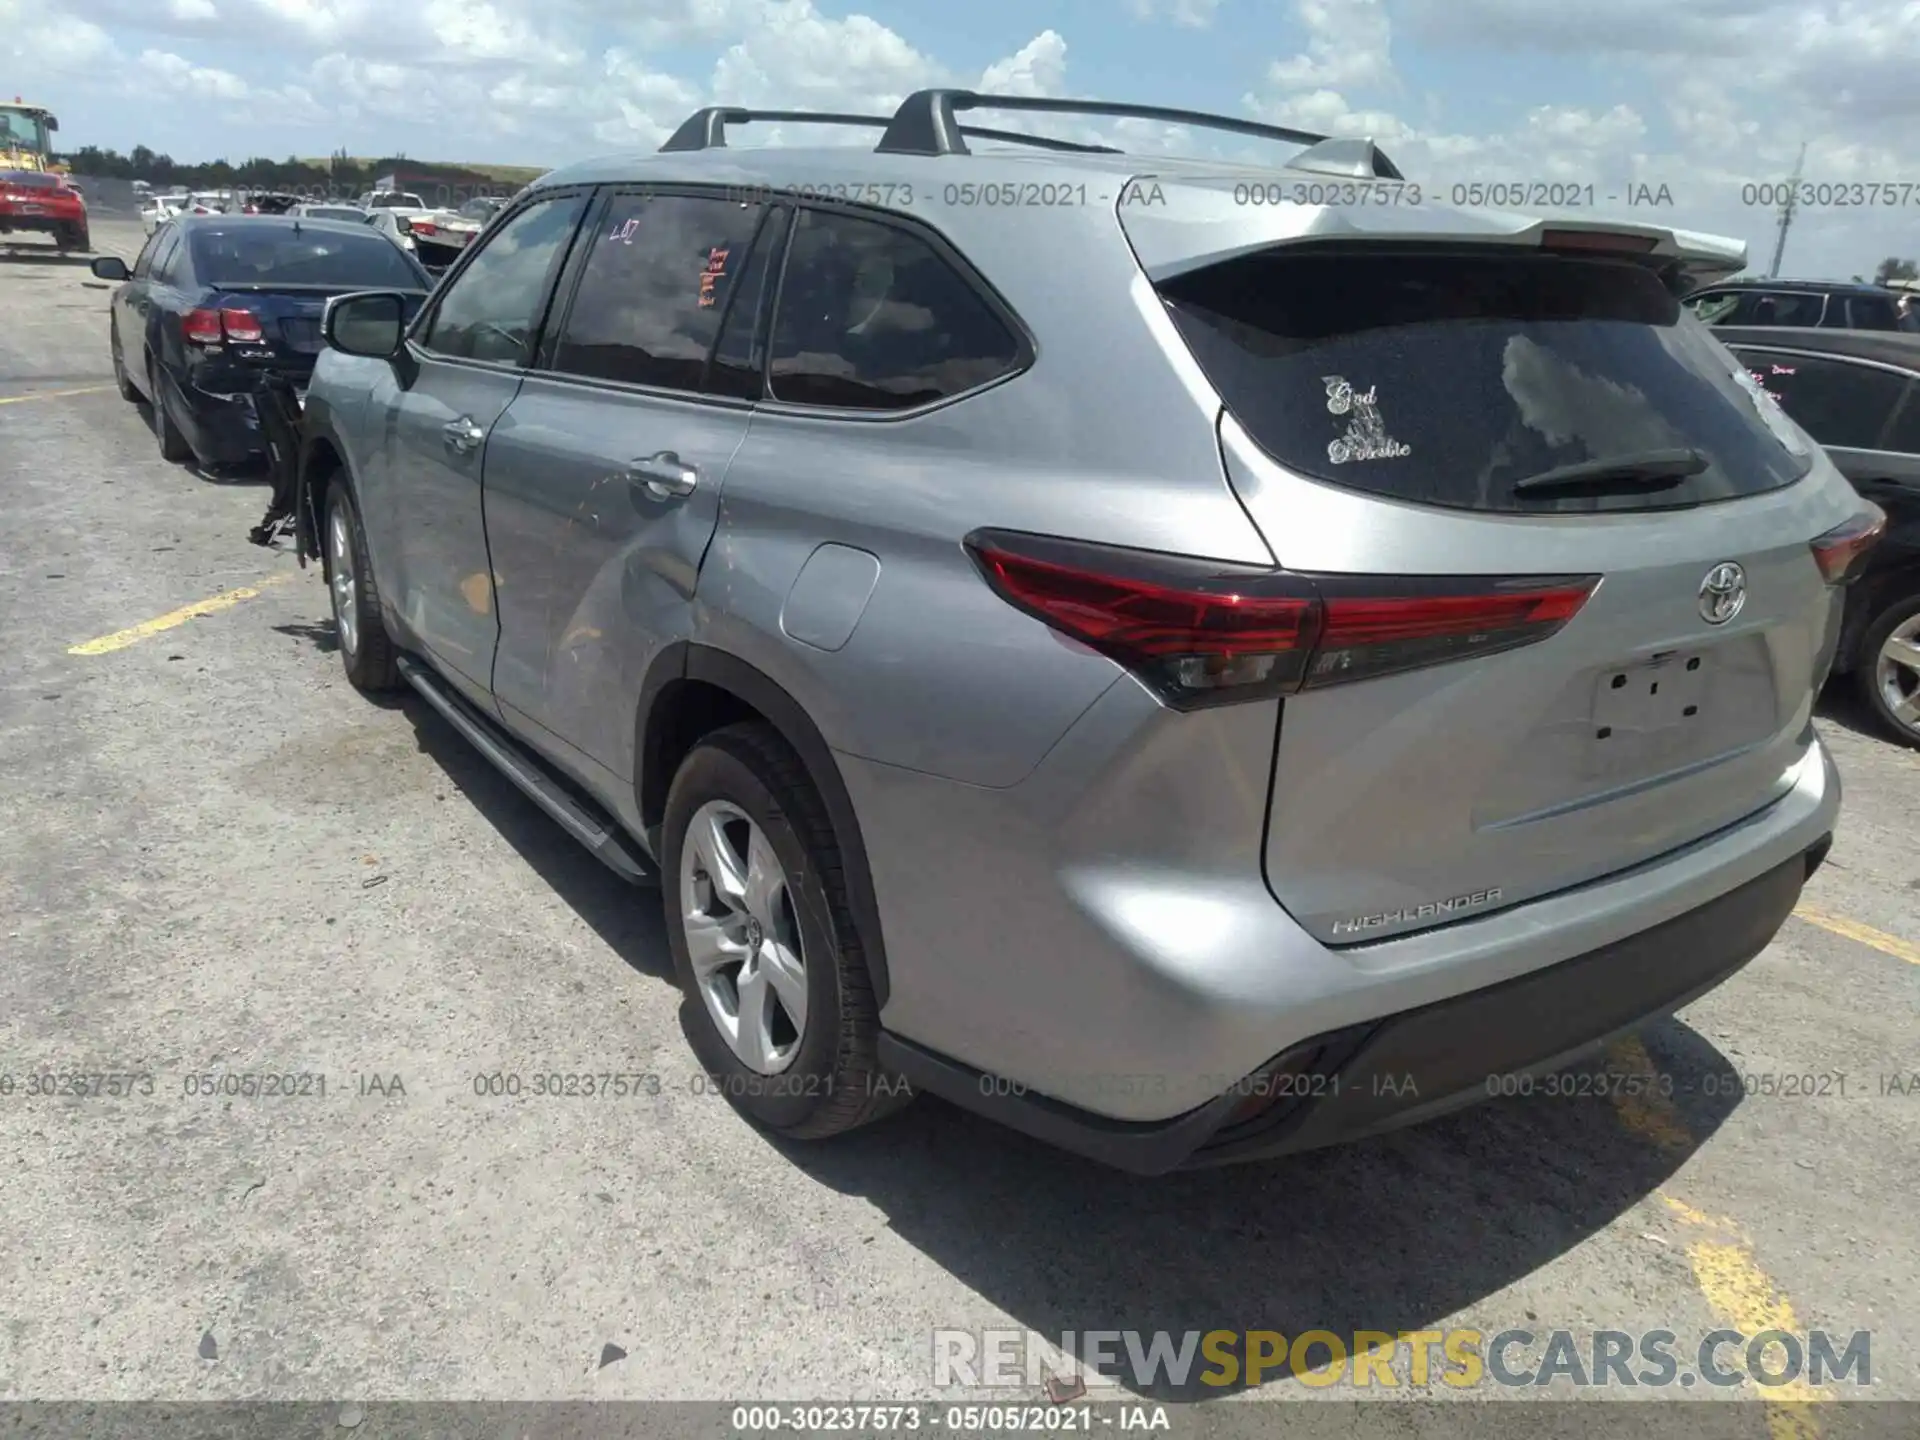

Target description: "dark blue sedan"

left=91, top=214, right=432, bottom=469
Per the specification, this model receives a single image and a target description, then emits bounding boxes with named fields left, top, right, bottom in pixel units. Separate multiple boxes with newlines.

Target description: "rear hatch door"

left=1125, top=183, right=1862, bottom=944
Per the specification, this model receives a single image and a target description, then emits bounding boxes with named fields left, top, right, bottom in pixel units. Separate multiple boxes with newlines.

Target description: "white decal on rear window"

left=1322, top=375, right=1411, bottom=463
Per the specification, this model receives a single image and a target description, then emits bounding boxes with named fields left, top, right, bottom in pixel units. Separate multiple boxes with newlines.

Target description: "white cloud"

left=1267, top=0, right=1396, bottom=91
left=1127, top=0, right=1221, bottom=25
left=979, top=30, right=1067, bottom=97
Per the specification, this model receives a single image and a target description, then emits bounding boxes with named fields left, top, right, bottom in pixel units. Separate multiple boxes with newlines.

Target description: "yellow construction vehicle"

left=0, top=97, right=67, bottom=174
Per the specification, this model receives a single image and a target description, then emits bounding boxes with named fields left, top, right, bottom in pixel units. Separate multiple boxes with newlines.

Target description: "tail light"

left=411, top=221, right=438, bottom=236
left=182, top=307, right=264, bottom=344
left=966, top=529, right=1598, bottom=709
left=1810, top=508, right=1885, bottom=585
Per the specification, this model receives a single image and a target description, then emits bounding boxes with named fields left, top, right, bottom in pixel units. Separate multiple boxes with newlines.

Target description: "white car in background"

left=364, top=206, right=420, bottom=256
left=289, top=201, right=371, bottom=224
left=139, top=194, right=183, bottom=234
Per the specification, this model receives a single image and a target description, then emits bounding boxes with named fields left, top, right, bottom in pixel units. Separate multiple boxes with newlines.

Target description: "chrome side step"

left=396, top=655, right=654, bottom=885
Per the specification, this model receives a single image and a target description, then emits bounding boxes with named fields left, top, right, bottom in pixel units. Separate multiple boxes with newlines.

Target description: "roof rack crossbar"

left=660, top=106, right=1123, bottom=155
left=874, top=90, right=1404, bottom=178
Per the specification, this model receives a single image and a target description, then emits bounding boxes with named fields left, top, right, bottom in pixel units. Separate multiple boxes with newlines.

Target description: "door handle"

left=624, top=451, right=698, bottom=500
left=443, top=416, right=485, bottom=454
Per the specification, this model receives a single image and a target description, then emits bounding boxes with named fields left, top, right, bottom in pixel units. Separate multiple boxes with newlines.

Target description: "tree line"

left=53, top=144, right=515, bottom=193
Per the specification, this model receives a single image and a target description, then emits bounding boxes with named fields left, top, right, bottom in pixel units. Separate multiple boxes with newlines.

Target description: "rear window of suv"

left=1160, top=248, right=1814, bottom=513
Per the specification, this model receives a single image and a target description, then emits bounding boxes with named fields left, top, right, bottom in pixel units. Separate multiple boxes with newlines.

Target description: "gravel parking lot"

left=2, top=218, right=1917, bottom=1429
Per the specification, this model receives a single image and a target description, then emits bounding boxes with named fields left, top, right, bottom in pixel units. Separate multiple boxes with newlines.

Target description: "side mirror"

left=90, top=255, right=130, bottom=282
left=394, top=215, right=414, bottom=234
left=324, top=292, right=408, bottom=358
left=47, top=116, right=59, bottom=132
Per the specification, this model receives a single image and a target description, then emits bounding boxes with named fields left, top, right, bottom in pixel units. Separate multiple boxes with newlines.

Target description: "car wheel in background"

left=1857, top=593, right=1920, bottom=748
left=323, top=485, right=401, bottom=694
left=148, top=358, right=192, bottom=464
left=662, top=722, right=912, bottom=1140
left=110, top=323, right=138, bottom=402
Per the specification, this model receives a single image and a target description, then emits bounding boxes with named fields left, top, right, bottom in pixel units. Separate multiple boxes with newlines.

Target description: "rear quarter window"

left=1160, top=248, right=1815, bottom=514
left=767, top=207, right=1025, bottom=411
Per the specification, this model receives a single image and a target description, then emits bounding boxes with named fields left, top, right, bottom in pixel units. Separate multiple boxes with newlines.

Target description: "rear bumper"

left=850, top=661, right=1841, bottom=1138
left=882, top=838, right=1827, bottom=1174
left=172, top=372, right=311, bottom=464
left=0, top=210, right=85, bottom=237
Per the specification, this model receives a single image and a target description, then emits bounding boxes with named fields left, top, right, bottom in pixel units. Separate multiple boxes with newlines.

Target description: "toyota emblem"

left=1698, top=562, right=1746, bottom=625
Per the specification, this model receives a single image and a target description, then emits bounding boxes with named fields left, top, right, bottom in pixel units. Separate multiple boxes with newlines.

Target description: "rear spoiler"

left=1116, top=179, right=1748, bottom=294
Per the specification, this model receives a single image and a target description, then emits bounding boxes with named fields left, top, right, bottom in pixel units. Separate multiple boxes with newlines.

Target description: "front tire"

left=663, top=722, right=910, bottom=1140
left=324, top=485, right=400, bottom=693
left=1856, top=593, right=1920, bottom=748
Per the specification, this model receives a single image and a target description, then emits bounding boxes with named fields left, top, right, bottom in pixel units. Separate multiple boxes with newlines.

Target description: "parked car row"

left=88, top=97, right=1898, bottom=1177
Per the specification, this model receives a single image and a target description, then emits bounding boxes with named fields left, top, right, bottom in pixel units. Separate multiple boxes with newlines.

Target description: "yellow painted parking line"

left=0, top=384, right=115, bottom=407
left=67, top=574, right=294, bottom=655
left=1794, top=905, right=1920, bottom=966
left=1607, top=1043, right=1825, bottom=1436
left=1659, top=1196, right=1826, bottom=1440
left=1605, top=1035, right=1693, bottom=1154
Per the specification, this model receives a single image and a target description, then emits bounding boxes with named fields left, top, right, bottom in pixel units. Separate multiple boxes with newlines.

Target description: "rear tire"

left=324, top=485, right=401, bottom=694
left=663, top=721, right=912, bottom=1140
left=1855, top=593, right=1920, bottom=749
left=149, top=357, right=192, bottom=464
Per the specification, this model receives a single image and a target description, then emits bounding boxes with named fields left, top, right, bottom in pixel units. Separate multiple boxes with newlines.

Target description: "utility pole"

left=1767, top=141, right=1807, bottom=278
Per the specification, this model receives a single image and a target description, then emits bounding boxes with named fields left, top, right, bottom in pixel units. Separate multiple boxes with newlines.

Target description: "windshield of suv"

left=1160, top=247, right=1815, bottom=514
left=368, top=192, right=425, bottom=209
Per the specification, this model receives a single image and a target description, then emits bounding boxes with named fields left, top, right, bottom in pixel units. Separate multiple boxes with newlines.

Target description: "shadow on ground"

left=780, top=1012, right=1744, bottom=1401
left=398, top=693, right=673, bottom=981
left=1815, top=673, right=1906, bottom=749
left=378, top=669, right=1762, bottom=1404
left=0, top=245, right=94, bottom=267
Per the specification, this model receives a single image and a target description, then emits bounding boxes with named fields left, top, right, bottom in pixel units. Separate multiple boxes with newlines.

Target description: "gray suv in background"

left=298, top=92, right=1876, bottom=1173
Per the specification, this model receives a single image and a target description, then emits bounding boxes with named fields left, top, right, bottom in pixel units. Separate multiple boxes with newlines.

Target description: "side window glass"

left=421, top=193, right=587, bottom=365
left=1688, top=293, right=1739, bottom=325
left=149, top=230, right=183, bottom=284
left=1733, top=350, right=1907, bottom=449
left=707, top=208, right=784, bottom=399
left=1744, top=292, right=1823, bottom=327
left=1880, top=380, right=1920, bottom=454
left=132, top=226, right=164, bottom=279
left=1846, top=296, right=1899, bottom=330
left=549, top=192, right=770, bottom=394
left=768, top=207, right=1023, bottom=410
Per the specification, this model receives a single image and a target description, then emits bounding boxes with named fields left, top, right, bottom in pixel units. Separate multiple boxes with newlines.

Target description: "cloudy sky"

left=6, top=0, right=1919, bottom=277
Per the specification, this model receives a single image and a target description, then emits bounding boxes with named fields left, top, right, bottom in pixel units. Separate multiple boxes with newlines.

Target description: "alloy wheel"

left=1875, top=612, right=1920, bottom=737
left=679, top=799, right=809, bottom=1074
left=329, top=507, right=359, bottom=658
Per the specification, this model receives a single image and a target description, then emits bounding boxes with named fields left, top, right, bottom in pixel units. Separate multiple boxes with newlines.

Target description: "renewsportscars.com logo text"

left=932, top=1327, right=1872, bottom=1392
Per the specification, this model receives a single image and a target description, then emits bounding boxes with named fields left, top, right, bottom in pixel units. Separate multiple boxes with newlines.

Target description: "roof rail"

left=659, top=106, right=1121, bottom=155
left=872, top=90, right=1404, bottom=179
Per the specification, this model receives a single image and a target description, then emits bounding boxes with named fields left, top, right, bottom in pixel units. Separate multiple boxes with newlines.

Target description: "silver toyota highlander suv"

left=297, top=92, right=1881, bottom=1173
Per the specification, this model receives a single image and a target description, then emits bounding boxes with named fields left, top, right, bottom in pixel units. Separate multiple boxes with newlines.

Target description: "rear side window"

left=189, top=227, right=425, bottom=288
left=549, top=192, right=770, bottom=394
left=1844, top=295, right=1900, bottom=330
left=768, top=208, right=1023, bottom=410
left=1161, top=248, right=1814, bottom=514
left=1731, top=348, right=1916, bottom=452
